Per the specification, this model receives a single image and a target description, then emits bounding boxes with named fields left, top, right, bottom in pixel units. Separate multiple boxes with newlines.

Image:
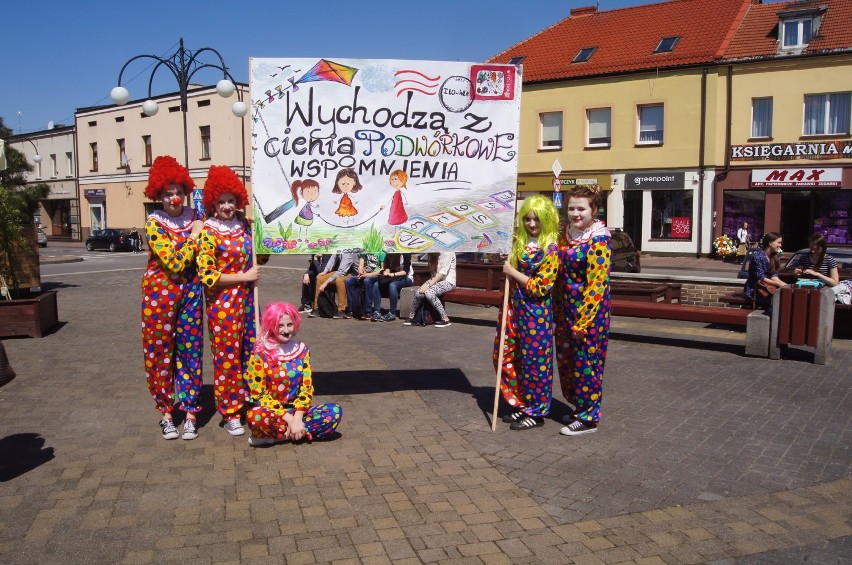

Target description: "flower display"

left=713, top=234, right=737, bottom=259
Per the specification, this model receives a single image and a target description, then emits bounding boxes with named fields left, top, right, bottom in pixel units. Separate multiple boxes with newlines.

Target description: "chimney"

left=570, top=5, right=597, bottom=17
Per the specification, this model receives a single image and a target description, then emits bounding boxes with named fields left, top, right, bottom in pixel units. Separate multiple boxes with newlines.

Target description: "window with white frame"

left=781, top=17, right=812, bottom=48
left=539, top=112, right=562, bottom=149
left=587, top=108, right=611, bottom=147
left=50, top=154, right=57, bottom=177
left=200, top=125, right=211, bottom=159
left=143, top=135, right=152, bottom=166
left=637, top=104, right=664, bottom=145
left=751, top=97, right=773, bottom=138
left=117, top=138, right=126, bottom=167
left=804, top=92, right=851, bottom=135
left=66, top=152, right=74, bottom=177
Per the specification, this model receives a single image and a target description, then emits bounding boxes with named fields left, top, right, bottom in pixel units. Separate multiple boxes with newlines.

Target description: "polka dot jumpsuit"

left=141, top=208, right=204, bottom=415
left=493, top=242, right=559, bottom=418
left=555, top=231, right=612, bottom=426
left=197, top=217, right=256, bottom=419
left=245, top=342, right=342, bottom=440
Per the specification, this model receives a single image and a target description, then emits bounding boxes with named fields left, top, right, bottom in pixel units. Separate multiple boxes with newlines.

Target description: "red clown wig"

left=144, top=155, right=195, bottom=200
left=202, top=165, right=248, bottom=214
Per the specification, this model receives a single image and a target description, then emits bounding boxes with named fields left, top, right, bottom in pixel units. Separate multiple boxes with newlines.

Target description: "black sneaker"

left=298, top=304, right=312, bottom=313
left=434, top=319, right=452, bottom=328
left=501, top=411, right=524, bottom=423
left=510, top=416, right=544, bottom=431
left=308, top=309, right=319, bottom=318
left=160, top=419, right=179, bottom=440
left=559, top=420, right=597, bottom=436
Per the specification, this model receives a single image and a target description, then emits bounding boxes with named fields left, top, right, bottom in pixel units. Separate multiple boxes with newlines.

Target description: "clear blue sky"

left=3, top=0, right=653, bottom=134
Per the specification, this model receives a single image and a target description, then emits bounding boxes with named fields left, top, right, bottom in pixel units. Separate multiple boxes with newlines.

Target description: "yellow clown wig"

left=510, top=195, right=560, bottom=267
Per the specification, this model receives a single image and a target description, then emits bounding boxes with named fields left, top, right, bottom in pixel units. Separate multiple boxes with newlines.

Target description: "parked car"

left=85, top=229, right=133, bottom=252
left=37, top=227, right=48, bottom=248
left=738, top=246, right=852, bottom=279
left=610, top=229, right=641, bottom=273
left=783, top=247, right=852, bottom=270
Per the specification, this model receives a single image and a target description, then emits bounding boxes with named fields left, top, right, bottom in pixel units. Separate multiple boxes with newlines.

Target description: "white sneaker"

left=223, top=419, right=245, bottom=436
left=182, top=419, right=198, bottom=440
left=160, top=419, right=179, bottom=440
left=248, top=435, right=285, bottom=447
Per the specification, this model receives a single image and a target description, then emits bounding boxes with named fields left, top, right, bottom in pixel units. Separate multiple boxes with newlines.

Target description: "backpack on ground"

left=411, top=300, right=439, bottom=326
left=317, top=288, right=337, bottom=318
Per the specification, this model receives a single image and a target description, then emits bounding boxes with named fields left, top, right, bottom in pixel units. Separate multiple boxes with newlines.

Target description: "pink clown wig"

left=254, top=302, right=302, bottom=361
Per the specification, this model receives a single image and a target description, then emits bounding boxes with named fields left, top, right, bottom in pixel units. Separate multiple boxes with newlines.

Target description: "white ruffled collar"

left=567, top=220, right=610, bottom=246
left=204, top=216, right=245, bottom=236
left=148, top=208, right=195, bottom=233
left=277, top=341, right=305, bottom=362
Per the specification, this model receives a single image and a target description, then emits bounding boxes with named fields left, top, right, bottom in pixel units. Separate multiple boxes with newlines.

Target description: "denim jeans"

left=384, top=277, right=413, bottom=314
left=363, top=276, right=382, bottom=313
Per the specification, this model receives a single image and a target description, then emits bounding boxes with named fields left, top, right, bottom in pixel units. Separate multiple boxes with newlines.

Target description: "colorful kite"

left=296, top=59, right=359, bottom=87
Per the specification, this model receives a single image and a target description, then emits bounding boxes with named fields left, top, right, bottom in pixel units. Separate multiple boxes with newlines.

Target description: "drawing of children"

left=292, top=179, right=321, bottom=239
left=332, top=168, right=362, bottom=225
left=386, top=169, right=409, bottom=226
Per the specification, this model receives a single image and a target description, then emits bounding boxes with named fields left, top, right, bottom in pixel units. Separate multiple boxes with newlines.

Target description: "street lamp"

left=25, top=139, right=42, bottom=164
left=109, top=37, right=246, bottom=168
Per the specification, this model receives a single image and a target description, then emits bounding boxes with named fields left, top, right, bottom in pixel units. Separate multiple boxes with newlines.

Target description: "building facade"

left=75, top=84, right=250, bottom=238
left=717, top=0, right=852, bottom=252
left=492, top=0, right=851, bottom=255
left=5, top=126, right=81, bottom=241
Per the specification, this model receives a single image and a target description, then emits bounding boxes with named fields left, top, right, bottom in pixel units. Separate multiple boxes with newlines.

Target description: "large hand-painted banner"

left=250, top=58, right=521, bottom=255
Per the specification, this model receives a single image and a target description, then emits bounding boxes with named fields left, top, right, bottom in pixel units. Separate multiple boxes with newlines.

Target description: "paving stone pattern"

left=0, top=266, right=849, bottom=564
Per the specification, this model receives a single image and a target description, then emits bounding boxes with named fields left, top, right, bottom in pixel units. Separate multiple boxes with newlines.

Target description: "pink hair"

left=254, top=302, right=301, bottom=360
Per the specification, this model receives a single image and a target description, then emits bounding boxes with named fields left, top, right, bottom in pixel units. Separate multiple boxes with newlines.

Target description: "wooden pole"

left=490, top=276, right=512, bottom=431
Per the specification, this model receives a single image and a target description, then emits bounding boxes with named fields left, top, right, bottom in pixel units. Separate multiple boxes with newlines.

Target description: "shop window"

left=722, top=190, right=765, bottom=243
left=804, top=92, right=851, bottom=135
left=813, top=191, right=851, bottom=245
left=539, top=112, right=562, bottom=149
left=751, top=98, right=773, bottom=138
left=650, top=190, right=692, bottom=239
left=587, top=108, right=611, bottom=147
left=637, top=104, right=664, bottom=145
left=200, top=125, right=211, bottom=160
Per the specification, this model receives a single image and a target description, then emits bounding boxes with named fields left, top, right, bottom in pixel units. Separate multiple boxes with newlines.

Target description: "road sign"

left=553, top=178, right=561, bottom=192
left=553, top=192, right=563, bottom=209
left=551, top=159, right=563, bottom=178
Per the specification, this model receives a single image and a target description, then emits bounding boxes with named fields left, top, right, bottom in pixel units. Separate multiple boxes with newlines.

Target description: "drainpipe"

left=697, top=67, right=708, bottom=258
left=712, top=65, right=734, bottom=247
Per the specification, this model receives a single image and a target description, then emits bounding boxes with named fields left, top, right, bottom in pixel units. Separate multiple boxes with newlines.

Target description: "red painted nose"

left=170, top=196, right=182, bottom=205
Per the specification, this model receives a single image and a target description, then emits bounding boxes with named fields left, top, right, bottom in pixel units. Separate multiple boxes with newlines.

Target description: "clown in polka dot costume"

left=555, top=185, right=612, bottom=436
left=140, top=156, right=205, bottom=440
left=197, top=165, right=260, bottom=435
left=245, top=302, right=342, bottom=446
left=495, top=195, right=560, bottom=431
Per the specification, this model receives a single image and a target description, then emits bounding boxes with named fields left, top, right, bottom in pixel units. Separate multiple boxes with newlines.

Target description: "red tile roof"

left=725, top=0, right=852, bottom=60
left=489, top=0, right=753, bottom=83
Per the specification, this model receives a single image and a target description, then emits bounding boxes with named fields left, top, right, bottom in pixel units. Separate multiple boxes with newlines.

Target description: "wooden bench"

left=611, top=281, right=679, bottom=303
left=412, top=261, right=505, bottom=307
left=611, top=298, right=751, bottom=326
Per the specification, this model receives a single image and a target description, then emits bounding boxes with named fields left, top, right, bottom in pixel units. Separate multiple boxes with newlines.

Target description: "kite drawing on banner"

left=250, top=58, right=522, bottom=255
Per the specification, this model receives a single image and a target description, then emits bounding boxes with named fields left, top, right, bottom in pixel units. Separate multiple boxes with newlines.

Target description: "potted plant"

left=1, top=117, right=56, bottom=337
left=713, top=234, right=737, bottom=262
